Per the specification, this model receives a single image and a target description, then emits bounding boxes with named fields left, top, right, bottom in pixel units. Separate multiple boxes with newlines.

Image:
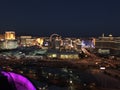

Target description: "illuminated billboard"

left=81, top=39, right=95, bottom=48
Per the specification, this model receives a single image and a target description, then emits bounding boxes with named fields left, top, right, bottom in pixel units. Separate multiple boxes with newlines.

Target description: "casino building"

left=0, top=31, right=18, bottom=50
left=95, top=34, right=120, bottom=56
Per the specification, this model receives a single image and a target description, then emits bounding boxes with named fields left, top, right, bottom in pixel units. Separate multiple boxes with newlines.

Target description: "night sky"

left=0, top=0, right=120, bottom=37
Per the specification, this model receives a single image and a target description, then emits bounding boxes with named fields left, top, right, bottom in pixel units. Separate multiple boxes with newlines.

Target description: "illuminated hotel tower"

left=5, top=31, right=15, bottom=40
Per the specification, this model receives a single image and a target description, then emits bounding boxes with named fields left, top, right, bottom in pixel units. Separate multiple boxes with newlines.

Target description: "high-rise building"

left=5, top=31, right=15, bottom=40
left=19, top=36, right=35, bottom=47
left=0, top=40, right=18, bottom=50
left=95, top=34, right=120, bottom=56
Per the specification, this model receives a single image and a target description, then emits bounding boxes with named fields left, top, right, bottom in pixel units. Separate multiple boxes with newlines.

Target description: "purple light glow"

left=1, top=71, right=37, bottom=90
left=81, top=40, right=95, bottom=48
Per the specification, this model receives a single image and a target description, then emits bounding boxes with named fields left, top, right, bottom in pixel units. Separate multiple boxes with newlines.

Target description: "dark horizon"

left=0, top=29, right=119, bottom=38
left=0, top=0, right=120, bottom=37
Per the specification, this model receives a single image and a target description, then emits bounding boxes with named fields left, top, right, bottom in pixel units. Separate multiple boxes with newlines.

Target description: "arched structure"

left=49, top=34, right=61, bottom=49
left=49, top=33, right=60, bottom=42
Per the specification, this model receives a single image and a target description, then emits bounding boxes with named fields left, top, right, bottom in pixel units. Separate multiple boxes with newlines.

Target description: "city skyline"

left=0, top=0, right=120, bottom=37
left=0, top=0, right=120, bottom=88
left=0, top=30, right=119, bottom=38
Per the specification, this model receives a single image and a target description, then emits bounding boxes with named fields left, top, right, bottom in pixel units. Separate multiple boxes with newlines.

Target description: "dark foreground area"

left=0, top=59, right=120, bottom=90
